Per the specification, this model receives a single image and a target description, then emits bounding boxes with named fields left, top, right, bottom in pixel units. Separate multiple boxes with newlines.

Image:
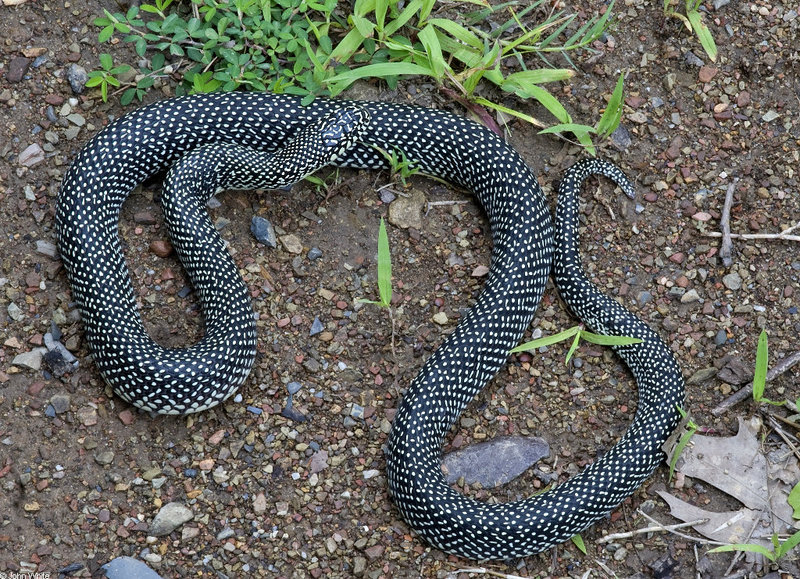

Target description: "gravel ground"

left=0, top=0, right=798, bottom=577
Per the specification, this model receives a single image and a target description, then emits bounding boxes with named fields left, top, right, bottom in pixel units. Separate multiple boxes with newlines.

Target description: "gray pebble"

left=722, top=272, right=742, bottom=290
left=94, top=450, right=115, bottom=465
left=350, top=403, right=364, bottom=419
left=287, top=381, right=302, bottom=395
left=309, top=317, right=324, bottom=336
left=379, top=189, right=396, bottom=204
left=216, top=527, right=235, bottom=541
left=685, top=51, right=705, bottom=67
left=7, top=302, right=24, bottom=321
left=250, top=216, right=277, bottom=248
left=714, top=329, right=728, bottom=346
left=712, top=0, right=730, bottom=9
left=680, top=288, right=701, bottom=303
left=636, top=291, right=652, bottom=307
left=307, top=247, right=323, bottom=260
left=49, top=393, right=71, bottom=414
left=12, top=348, right=47, bottom=370
left=610, top=124, right=632, bottom=151
left=66, top=64, right=88, bottom=94
left=149, top=502, right=193, bottom=536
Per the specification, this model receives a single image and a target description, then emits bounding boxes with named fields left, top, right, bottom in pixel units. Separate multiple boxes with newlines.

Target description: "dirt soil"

left=1, top=0, right=799, bottom=578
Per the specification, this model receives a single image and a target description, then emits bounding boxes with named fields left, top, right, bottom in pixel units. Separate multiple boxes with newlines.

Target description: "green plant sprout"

left=663, top=0, right=718, bottom=63
left=539, top=71, right=625, bottom=156
left=668, top=405, right=697, bottom=482
left=571, top=533, right=587, bottom=554
left=85, top=53, right=130, bottom=102
left=372, top=146, right=420, bottom=187
left=359, top=218, right=397, bottom=356
left=751, top=329, right=785, bottom=406
left=510, top=324, right=642, bottom=364
left=90, top=0, right=622, bottom=151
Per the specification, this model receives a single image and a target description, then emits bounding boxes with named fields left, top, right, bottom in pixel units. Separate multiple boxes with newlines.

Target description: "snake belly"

left=56, top=92, right=684, bottom=560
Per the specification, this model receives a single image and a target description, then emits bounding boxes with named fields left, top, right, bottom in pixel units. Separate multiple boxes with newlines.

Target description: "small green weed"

left=751, top=329, right=784, bottom=405
left=668, top=406, right=697, bottom=482
left=373, top=146, right=419, bottom=187
left=85, top=53, right=130, bottom=102
left=359, top=218, right=397, bottom=356
left=663, top=0, right=718, bottom=62
left=539, top=71, right=625, bottom=155
left=510, top=325, right=642, bottom=364
left=360, top=217, right=393, bottom=309
left=571, top=533, right=587, bottom=554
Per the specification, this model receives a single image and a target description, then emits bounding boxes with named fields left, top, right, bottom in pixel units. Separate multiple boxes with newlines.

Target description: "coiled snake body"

left=56, top=92, right=684, bottom=560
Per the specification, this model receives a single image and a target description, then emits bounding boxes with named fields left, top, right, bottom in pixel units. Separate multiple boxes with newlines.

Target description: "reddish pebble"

left=149, top=240, right=173, bottom=257
left=277, top=317, right=290, bottom=328
left=45, top=94, right=64, bottom=105
left=118, top=409, right=135, bottom=425
left=336, top=300, right=348, bottom=310
left=644, top=192, right=658, bottom=203
left=28, top=381, right=46, bottom=396
left=208, top=429, right=226, bottom=444
left=669, top=252, right=685, bottom=264
left=698, top=65, right=717, bottom=83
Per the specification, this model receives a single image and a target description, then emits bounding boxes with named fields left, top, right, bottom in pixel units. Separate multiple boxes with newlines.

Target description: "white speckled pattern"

left=56, top=93, right=684, bottom=560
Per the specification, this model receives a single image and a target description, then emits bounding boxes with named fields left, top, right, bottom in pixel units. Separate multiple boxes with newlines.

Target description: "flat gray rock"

left=441, top=436, right=550, bottom=488
left=101, top=556, right=164, bottom=579
left=149, top=502, right=193, bottom=536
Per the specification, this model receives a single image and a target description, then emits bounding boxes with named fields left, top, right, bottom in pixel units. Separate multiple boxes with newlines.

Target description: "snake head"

left=318, top=105, right=371, bottom=158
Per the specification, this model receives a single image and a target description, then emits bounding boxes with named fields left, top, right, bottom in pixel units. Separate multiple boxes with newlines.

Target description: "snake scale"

left=56, top=92, right=684, bottom=560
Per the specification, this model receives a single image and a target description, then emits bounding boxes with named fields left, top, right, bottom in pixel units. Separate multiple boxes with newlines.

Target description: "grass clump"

left=89, top=0, right=623, bottom=150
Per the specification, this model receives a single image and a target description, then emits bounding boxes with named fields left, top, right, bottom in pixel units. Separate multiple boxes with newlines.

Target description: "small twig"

left=427, top=200, right=470, bottom=207
left=712, top=350, right=800, bottom=416
left=767, top=350, right=800, bottom=382
left=596, top=518, right=708, bottom=543
left=766, top=414, right=800, bottom=463
left=637, top=511, right=726, bottom=546
left=719, top=180, right=736, bottom=267
left=704, top=228, right=800, bottom=242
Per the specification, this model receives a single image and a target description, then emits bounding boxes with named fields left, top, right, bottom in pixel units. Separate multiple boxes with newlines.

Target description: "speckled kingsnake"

left=56, top=93, right=684, bottom=560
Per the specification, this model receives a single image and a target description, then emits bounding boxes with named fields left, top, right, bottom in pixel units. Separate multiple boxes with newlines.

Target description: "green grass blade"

left=789, top=481, right=800, bottom=519
left=510, top=326, right=580, bottom=353
left=669, top=423, right=696, bottom=481
left=418, top=23, right=445, bottom=78
left=595, top=72, right=624, bottom=138
left=752, top=330, right=768, bottom=402
left=565, top=330, right=582, bottom=363
left=503, top=68, right=575, bottom=86
left=776, top=530, right=800, bottom=558
left=539, top=122, right=595, bottom=135
left=377, top=217, right=392, bottom=307
left=687, top=9, right=717, bottom=62
left=473, top=97, right=546, bottom=129
left=326, top=62, right=434, bottom=85
left=512, top=84, right=571, bottom=123
left=571, top=533, right=587, bottom=554
left=579, top=330, right=642, bottom=347
left=383, top=0, right=423, bottom=37
left=707, top=543, right=776, bottom=561
left=326, top=27, right=366, bottom=66
left=428, top=18, right=483, bottom=51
